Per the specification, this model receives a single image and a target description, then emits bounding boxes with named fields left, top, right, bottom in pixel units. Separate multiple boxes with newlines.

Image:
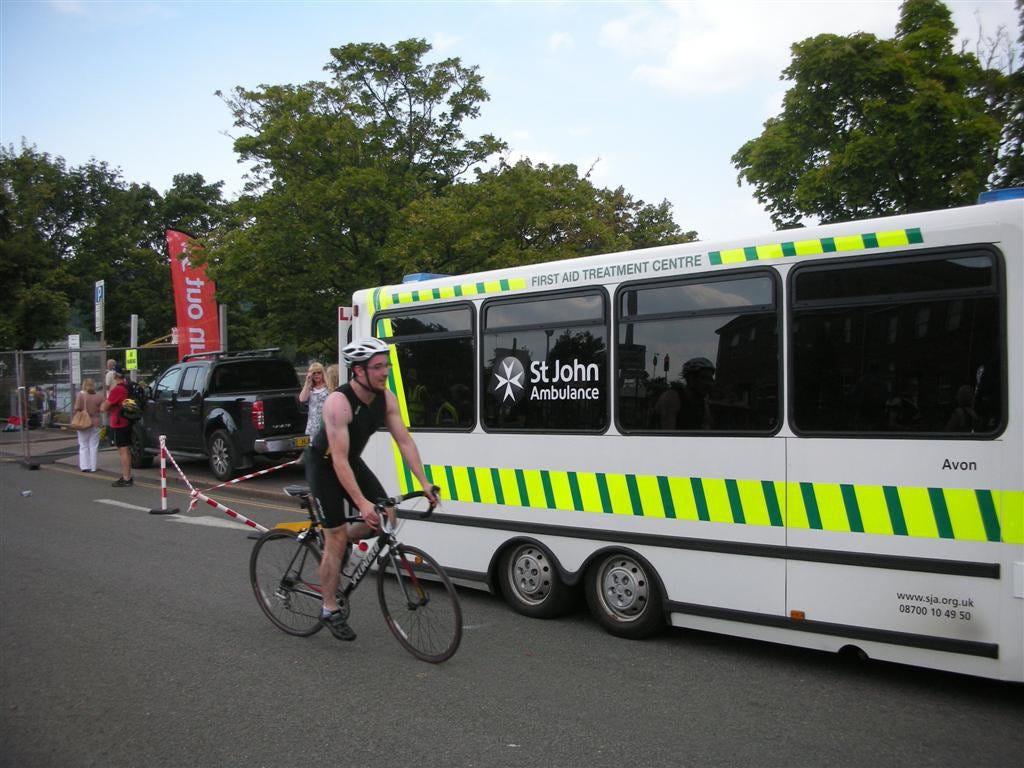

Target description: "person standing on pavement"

left=101, top=365, right=133, bottom=487
left=74, top=378, right=105, bottom=472
left=104, top=359, right=117, bottom=392
left=102, top=358, right=117, bottom=443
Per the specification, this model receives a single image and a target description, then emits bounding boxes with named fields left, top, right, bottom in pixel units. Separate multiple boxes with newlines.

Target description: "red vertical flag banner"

left=165, top=229, right=221, bottom=361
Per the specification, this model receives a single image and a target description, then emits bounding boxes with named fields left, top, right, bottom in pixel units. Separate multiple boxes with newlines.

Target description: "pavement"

left=0, top=425, right=305, bottom=510
left=0, top=425, right=90, bottom=465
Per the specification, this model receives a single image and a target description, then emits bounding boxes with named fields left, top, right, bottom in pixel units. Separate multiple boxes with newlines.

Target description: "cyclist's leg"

left=305, top=452, right=350, bottom=615
left=350, top=457, right=388, bottom=529
left=322, top=461, right=384, bottom=598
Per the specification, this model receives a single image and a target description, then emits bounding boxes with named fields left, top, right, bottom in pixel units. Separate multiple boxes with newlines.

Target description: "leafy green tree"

left=208, top=40, right=696, bottom=357
left=208, top=39, right=506, bottom=357
left=380, top=159, right=695, bottom=278
left=0, top=143, right=208, bottom=349
left=733, top=0, right=1006, bottom=228
left=162, top=173, right=233, bottom=236
left=1, top=145, right=79, bottom=348
left=989, top=0, right=1024, bottom=186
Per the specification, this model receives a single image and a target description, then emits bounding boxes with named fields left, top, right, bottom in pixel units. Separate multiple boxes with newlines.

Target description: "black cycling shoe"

left=111, top=477, right=133, bottom=487
left=321, top=609, right=356, bottom=641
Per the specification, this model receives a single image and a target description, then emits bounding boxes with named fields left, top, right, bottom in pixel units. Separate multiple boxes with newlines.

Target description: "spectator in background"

left=104, top=359, right=116, bottom=392
left=299, top=362, right=330, bottom=439
left=101, top=365, right=133, bottom=487
left=325, top=364, right=340, bottom=392
left=74, top=378, right=105, bottom=472
left=102, top=358, right=117, bottom=443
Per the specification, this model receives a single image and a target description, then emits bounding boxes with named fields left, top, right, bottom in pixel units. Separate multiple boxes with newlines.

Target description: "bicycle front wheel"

left=377, top=544, right=462, bottom=663
left=250, top=529, right=324, bottom=636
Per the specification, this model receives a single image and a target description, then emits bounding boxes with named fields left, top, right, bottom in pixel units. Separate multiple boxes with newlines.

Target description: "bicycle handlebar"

left=373, top=486, right=442, bottom=519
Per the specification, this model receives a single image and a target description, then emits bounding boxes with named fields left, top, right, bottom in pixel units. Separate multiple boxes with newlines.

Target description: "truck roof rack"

left=181, top=348, right=282, bottom=362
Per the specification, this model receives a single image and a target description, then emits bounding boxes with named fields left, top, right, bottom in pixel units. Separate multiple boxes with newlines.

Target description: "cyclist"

left=306, top=337, right=438, bottom=641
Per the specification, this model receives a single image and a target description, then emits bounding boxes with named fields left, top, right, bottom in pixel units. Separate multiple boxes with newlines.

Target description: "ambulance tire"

left=585, top=552, right=664, bottom=639
left=499, top=542, right=575, bottom=619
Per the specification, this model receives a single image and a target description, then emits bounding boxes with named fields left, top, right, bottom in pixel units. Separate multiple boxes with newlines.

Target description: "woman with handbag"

left=73, top=378, right=105, bottom=472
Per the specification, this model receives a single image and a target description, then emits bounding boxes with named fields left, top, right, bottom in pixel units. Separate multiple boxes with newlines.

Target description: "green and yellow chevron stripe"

left=395, top=462, right=1022, bottom=544
left=372, top=277, right=527, bottom=314
left=708, top=228, right=923, bottom=266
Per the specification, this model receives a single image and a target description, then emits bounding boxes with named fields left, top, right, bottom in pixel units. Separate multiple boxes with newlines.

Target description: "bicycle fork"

left=387, top=546, right=430, bottom=610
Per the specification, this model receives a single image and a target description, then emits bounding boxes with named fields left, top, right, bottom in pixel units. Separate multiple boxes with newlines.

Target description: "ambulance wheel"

left=499, top=542, right=574, bottom=619
left=585, top=552, right=664, bottom=639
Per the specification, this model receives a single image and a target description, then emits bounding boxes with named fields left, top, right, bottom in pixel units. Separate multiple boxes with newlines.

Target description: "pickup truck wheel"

left=129, top=422, right=153, bottom=469
left=207, top=429, right=237, bottom=481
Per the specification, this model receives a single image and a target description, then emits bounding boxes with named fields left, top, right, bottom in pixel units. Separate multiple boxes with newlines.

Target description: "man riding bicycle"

left=306, top=337, right=438, bottom=641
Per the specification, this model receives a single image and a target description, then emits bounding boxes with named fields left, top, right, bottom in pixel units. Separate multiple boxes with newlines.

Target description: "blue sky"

left=1, top=0, right=1018, bottom=243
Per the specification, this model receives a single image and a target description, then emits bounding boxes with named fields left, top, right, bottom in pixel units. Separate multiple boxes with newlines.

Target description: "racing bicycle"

left=249, top=485, right=462, bottom=663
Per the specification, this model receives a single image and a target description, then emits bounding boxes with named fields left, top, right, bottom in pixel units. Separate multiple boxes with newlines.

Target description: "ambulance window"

left=616, top=271, right=780, bottom=434
left=375, top=304, right=475, bottom=431
left=790, top=249, right=1004, bottom=436
left=481, top=289, right=608, bottom=433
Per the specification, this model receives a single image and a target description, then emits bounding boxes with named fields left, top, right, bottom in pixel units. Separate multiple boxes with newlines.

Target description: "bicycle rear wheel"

left=250, top=529, right=324, bottom=636
left=377, top=544, right=462, bottom=663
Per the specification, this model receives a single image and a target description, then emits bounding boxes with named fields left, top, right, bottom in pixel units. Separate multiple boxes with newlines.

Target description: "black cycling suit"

left=305, top=382, right=387, bottom=528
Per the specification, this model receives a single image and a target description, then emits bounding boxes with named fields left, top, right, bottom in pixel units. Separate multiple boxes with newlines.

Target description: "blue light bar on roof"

left=402, top=273, right=450, bottom=283
left=977, top=187, right=1024, bottom=203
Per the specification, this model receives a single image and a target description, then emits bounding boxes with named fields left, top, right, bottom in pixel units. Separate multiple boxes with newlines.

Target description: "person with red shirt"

left=100, top=365, right=133, bottom=487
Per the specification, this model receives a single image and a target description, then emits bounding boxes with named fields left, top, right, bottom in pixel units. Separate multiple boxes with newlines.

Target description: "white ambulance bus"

left=340, top=193, right=1023, bottom=681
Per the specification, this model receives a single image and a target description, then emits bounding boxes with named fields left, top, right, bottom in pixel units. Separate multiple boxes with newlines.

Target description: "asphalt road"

left=2, top=458, right=1022, bottom=768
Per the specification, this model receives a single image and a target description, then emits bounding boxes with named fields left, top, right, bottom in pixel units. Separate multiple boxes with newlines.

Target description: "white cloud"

left=600, top=6, right=676, bottom=57
left=547, top=31, right=575, bottom=52
left=49, top=0, right=177, bottom=22
left=505, top=148, right=558, bottom=167
left=603, top=1, right=903, bottom=94
left=50, top=0, right=88, bottom=15
left=430, top=32, right=461, bottom=55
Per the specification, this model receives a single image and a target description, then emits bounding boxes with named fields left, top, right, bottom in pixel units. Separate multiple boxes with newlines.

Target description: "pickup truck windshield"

left=208, top=361, right=298, bottom=394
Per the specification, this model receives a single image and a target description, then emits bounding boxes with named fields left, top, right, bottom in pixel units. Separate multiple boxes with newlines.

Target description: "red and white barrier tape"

left=153, top=433, right=285, bottom=532
left=193, top=491, right=268, bottom=533
left=199, top=457, right=300, bottom=495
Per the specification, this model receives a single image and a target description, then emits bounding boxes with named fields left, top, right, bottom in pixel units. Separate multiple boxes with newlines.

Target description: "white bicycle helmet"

left=342, top=337, right=390, bottom=365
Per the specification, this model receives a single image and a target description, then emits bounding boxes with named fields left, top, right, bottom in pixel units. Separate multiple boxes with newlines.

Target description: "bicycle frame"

left=291, top=493, right=432, bottom=606
left=252, top=485, right=461, bottom=662
left=340, top=515, right=429, bottom=611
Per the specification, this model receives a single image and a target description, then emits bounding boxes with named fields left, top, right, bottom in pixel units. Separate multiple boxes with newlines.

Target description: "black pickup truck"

left=132, top=349, right=308, bottom=480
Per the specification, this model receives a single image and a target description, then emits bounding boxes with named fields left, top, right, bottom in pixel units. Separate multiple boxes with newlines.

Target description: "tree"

left=0, top=143, right=192, bottom=349
left=380, top=159, right=695, bottom=278
left=988, top=0, right=1024, bottom=186
left=733, top=0, right=1006, bottom=228
left=208, top=40, right=697, bottom=357
left=162, top=173, right=233, bottom=236
left=1, top=145, right=79, bottom=348
left=207, top=39, right=507, bottom=357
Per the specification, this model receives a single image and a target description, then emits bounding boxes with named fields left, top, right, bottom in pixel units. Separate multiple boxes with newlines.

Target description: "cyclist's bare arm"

left=323, top=391, right=378, bottom=527
left=383, top=390, right=437, bottom=506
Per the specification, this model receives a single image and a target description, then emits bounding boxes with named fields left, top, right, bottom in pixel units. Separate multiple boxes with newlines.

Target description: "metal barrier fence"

left=0, top=344, right=180, bottom=462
